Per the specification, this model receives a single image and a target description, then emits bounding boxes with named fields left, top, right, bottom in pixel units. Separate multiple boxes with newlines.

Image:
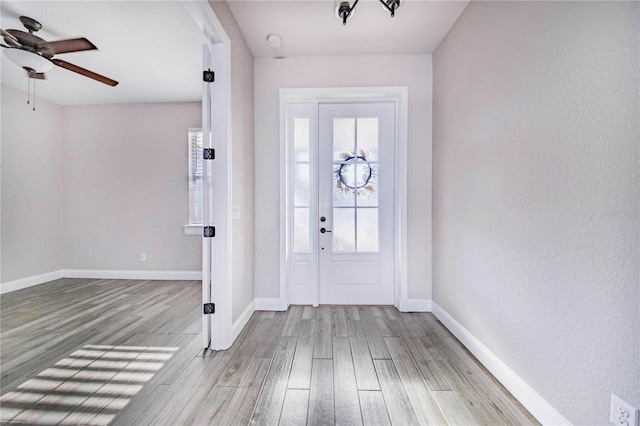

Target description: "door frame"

left=183, top=1, right=232, bottom=350
left=279, top=87, right=409, bottom=309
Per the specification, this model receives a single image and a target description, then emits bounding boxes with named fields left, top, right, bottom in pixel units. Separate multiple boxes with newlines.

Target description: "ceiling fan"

left=1, top=15, right=118, bottom=86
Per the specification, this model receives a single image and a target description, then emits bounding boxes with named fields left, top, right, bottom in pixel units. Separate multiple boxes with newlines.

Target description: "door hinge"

left=203, top=69, right=215, bottom=83
left=203, top=226, right=215, bottom=238
left=203, top=148, right=215, bottom=160
left=203, top=303, right=215, bottom=314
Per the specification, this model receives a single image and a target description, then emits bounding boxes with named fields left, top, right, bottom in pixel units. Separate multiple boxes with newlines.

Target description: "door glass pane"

left=355, top=161, right=374, bottom=191
left=357, top=209, right=379, bottom=252
left=357, top=118, right=379, bottom=161
left=294, top=163, right=309, bottom=206
left=294, top=118, right=309, bottom=161
left=356, top=163, right=378, bottom=207
left=333, top=208, right=355, bottom=253
left=333, top=162, right=355, bottom=207
left=293, top=208, right=310, bottom=253
left=333, top=118, right=355, bottom=161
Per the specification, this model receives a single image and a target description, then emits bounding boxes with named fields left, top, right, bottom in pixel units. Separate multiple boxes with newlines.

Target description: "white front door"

left=287, top=101, right=396, bottom=306
left=285, top=88, right=408, bottom=309
left=317, top=102, right=395, bottom=304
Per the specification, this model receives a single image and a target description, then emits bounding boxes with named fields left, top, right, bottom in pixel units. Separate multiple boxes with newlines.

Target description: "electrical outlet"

left=611, top=393, right=639, bottom=426
left=140, top=253, right=147, bottom=262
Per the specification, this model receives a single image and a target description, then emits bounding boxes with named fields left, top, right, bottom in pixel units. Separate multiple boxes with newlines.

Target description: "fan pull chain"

left=25, top=78, right=37, bottom=111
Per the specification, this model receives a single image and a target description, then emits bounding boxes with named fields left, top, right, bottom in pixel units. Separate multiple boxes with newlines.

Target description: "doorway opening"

left=280, top=87, right=408, bottom=308
left=184, top=1, right=232, bottom=350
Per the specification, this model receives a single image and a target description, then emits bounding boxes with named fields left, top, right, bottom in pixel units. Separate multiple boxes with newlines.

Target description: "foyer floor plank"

left=0, top=278, right=539, bottom=425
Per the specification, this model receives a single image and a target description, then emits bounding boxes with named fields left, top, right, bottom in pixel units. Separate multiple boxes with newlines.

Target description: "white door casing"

left=281, top=87, right=408, bottom=309
left=184, top=0, right=232, bottom=350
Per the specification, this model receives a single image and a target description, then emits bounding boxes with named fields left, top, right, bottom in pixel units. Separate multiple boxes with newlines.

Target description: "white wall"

left=254, top=54, right=433, bottom=301
left=209, top=0, right=256, bottom=323
left=1, top=85, right=65, bottom=283
left=63, top=102, right=201, bottom=273
left=2, top=93, right=203, bottom=288
left=433, top=2, right=639, bottom=424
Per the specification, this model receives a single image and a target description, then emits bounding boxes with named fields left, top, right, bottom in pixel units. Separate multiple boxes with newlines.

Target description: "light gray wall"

left=63, top=102, right=201, bottom=272
left=254, top=54, right=433, bottom=301
left=209, top=0, right=256, bottom=323
left=1, top=85, right=65, bottom=282
left=432, top=2, right=639, bottom=424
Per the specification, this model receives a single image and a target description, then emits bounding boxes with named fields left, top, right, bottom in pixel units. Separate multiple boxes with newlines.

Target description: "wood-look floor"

left=0, top=279, right=539, bottom=425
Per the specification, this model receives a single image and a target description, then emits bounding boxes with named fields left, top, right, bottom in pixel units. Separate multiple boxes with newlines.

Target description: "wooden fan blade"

left=51, top=59, right=118, bottom=87
left=1, top=28, right=21, bottom=48
left=40, top=37, right=96, bottom=55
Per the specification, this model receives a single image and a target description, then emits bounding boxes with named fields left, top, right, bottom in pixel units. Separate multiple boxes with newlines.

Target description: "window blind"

left=188, top=129, right=203, bottom=224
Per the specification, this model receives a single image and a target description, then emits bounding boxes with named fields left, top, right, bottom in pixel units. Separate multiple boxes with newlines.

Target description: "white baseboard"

left=64, top=269, right=202, bottom=281
left=231, top=300, right=256, bottom=343
left=0, top=270, right=65, bottom=295
left=397, top=298, right=432, bottom=312
left=1, top=269, right=202, bottom=294
left=431, top=302, right=571, bottom=426
left=255, top=297, right=287, bottom=311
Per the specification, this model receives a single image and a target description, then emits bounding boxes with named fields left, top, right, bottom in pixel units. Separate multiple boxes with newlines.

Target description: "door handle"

left=320, top=227, right=332, bottom=233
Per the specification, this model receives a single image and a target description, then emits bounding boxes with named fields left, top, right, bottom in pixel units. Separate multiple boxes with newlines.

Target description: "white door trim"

left=183, top=1, right=233, bottom=350
left=279, top=87, right=409, bottom=310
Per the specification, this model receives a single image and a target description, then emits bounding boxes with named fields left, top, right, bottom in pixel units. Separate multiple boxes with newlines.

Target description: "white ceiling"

left=0, top=0, right=468, bottom=106
left=0, top=1, right=208, bottom=106
left=226, top=0, right=469, bottom=58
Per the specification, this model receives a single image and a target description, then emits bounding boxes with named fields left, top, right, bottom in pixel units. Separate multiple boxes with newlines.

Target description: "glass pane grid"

left=292, top=115, right=311, bottom=253
left=331, top=209, right=379, bottom=253
left=332, top=159, right=379, bottom=209
left=330, top=116, right=381, bottom=254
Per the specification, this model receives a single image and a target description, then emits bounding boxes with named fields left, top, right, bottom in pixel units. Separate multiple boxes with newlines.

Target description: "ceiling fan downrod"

left=20, top=16, right=42, bottom=35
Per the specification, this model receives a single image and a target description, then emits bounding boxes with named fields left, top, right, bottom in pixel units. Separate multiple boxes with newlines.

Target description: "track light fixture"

left=380, top=0, right=401, bottom=17
left=336, top=0, right=358, bottom=25
left=335, top=0, right=401, bottom=25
